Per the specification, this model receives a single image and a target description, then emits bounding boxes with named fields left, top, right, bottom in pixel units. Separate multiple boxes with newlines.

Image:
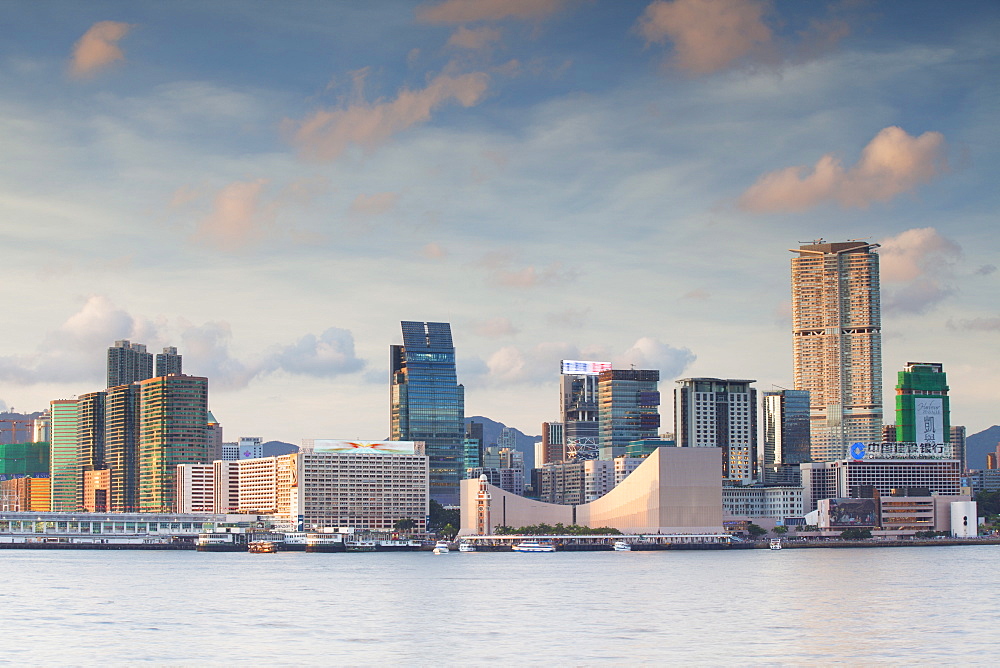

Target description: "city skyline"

left=1, top=2, right=998, bottom=441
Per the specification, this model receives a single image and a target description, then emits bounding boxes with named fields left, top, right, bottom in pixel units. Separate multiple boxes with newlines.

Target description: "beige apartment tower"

left=791, top=240, right=882, bottom=462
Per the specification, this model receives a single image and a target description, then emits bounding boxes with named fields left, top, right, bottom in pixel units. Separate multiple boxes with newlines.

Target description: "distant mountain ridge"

left=966, top=426, right=1000, bottom=470
left=465, top=416, right=541, bottom=472
left=262, top=441, right=298, bottom=457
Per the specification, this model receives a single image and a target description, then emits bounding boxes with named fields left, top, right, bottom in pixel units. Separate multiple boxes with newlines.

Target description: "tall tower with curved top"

left=791, top=240, right=882, bottom=462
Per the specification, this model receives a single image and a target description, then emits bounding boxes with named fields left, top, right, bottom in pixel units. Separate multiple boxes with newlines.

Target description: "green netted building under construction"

left=0, top=442, right=50, bottom=480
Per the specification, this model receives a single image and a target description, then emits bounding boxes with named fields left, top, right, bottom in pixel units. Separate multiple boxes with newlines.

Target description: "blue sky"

left=1, top=0, right=998, bottom=441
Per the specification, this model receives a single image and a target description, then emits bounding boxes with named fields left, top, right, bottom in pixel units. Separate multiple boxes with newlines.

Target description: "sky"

left=1, top=0, right=998, bottom=443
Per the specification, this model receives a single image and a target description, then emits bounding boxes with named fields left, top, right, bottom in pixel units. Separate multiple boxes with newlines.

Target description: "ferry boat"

left=305, top=533, right=347, bottom=553
left=432, top=540, right=450, bottom=554
left=279, top=532, right=308, bottom=551
left=345, top=539, right=377, bottom=552
left=375, top=539, right=422, bottom=552
left=196, top=533, right=247, bottom=552
left=512, top=540, right=556, bottom=553
left=613, top=540, right=632, bottom=551
left=458, top=541, right=476, bottom=552
left=769, top=538, right=783, bottom=550
left=248, top=540, right=278, bottom=553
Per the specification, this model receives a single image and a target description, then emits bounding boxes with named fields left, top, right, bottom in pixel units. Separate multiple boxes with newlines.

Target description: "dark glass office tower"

left=390, top=321, right=465, bottom=506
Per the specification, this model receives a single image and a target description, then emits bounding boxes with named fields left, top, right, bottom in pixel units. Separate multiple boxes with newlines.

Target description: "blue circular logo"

left=850, top=442, right=866, bottom=460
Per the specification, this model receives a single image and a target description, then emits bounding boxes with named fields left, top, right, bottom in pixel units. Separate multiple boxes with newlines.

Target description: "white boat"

left=613, top=540, right=632, bottom=551
left=458, top=541, right=476, bottom=552
left=432, top=540, right=450, bottom=554
left=512, top=540, right=556, bottom=553
left=769, top=539, right=783, bottom=550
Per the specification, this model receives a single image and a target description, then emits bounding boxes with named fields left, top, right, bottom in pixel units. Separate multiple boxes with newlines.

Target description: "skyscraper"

left=105, top=382, right=142, bottom=512
left=49, top=398, right=79, bottom=512
left=675, top=378, right=757, bottom=483
left=155, top=346, right=183, bottom=377
left=390, top=321, right=464, bottom=505
left=138, top=374, right=209, bottom=512
left=761, top=389, right=811, bottom=482
left=790, top=240, right=882, bottom=462
left=895, top=362, right=950, bottom=446
left=598, top=369, right=660, bottom=460
left=107, top=340, right=153, bottom=388
left=560, top=370, right=601, bottom=459
left=76, top=390, right=106, bottom=511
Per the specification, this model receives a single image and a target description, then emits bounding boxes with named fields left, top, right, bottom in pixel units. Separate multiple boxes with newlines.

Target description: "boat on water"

left=279, top=532, right=308, bottom=552
left=458, top=541, right=476, bottom=552
left=512, top=540, right=556, bottom=553
left=613, top=540, right=632, bottom=551
left=376, top=539, right=422, bottom=552
left=769, top=539, right=783, bottom=550
left=248, top=540, right=278, bottom=554
left=196, top=533, right=247, bottom=552
left=432, top=540, right=451, bottom=554
left=346, top=540, right=377, bottom=552
left=305, top=533, right=347, bottom=553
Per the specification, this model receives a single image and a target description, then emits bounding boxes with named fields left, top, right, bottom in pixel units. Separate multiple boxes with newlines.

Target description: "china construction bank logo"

left=850, top=442, right=867, bottom=460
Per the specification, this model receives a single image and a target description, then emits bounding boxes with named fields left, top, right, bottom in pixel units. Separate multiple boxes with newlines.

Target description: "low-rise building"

left=801, top=457, right=961, bottom=512
left=723, top=484, right=804, bottom=519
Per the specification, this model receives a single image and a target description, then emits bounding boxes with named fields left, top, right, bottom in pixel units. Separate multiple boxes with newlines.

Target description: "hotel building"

left=675, top=378, right=757, bottom=483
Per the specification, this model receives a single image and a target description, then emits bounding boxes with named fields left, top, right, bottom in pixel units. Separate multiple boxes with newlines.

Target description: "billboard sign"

left=827, top=498, right=877, bottom=528
left=914, top=397, right=945, bottom=445
left=561, top=360, right=612, bottom=375
left=862, top=442, right=949, bottom=460
left=310, top=440, right=417, bottom=455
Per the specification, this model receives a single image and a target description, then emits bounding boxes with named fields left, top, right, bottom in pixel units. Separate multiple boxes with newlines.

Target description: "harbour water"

left=1, top=545, right=996, bottom=664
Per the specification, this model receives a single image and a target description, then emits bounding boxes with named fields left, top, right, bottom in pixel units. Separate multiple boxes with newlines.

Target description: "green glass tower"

left=49, top=399, right=79, bottom=511
left=895, top=362, right=950, bottom=445
left=138, top=374, right=209, bottom=512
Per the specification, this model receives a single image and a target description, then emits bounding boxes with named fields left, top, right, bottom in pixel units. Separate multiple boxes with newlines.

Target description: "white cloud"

left=879, top=227, right=962, bottom=314
left=264, top=328, right=366, bottom=378
left=740, top=127, right=948, bottom=212
left=471, top=317, right=518, bottom=337
left=287, top=71, right=490, bottom=161
left=615, top=337, right=696, bottom=379
left=69, top=21, right=132, bottom=78
left=636, top=0, right=772, bottom=75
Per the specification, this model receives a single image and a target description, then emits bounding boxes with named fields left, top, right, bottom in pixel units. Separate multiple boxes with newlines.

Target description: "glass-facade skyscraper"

left=390, top=321, right=464, bottom=506
left=598, top=369, right=660, bottom=460
left=761, top=389, right=811, bottom=482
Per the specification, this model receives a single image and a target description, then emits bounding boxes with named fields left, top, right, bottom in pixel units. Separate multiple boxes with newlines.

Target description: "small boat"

left=512, top=540, right=556, bottom=553
left=613, top=540, right=632, bottom=551
left=769, top=539, right=783, bottom=550
left=248, top=540, right=278, bottom=554
left=432, top=540, right=450, bottom=554
left=458, top=541, right=476, bottom=552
